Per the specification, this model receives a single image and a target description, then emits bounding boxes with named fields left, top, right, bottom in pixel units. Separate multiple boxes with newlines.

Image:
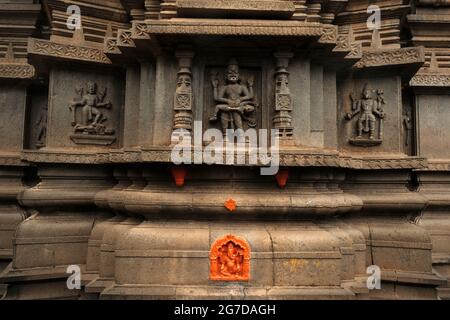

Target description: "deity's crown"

left=227, top=58, right=239, bottom=72
left=362, top=83, right=372, bottom=92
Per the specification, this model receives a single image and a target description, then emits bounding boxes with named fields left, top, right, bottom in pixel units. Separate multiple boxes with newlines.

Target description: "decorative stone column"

left=273, top=49, right=294, bottom=145
left=172, top=48, right=194, bottom=139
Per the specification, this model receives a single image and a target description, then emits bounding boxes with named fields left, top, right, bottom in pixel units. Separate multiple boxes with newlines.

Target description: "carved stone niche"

left=209, top=234, right=250, bottom=281
left=203, top=59, right=263, bottom=138
left=0, top=84, right=27, bottom=153
left=339, top=76, right=403, bottom=153
left=414, top=94, right=450, bottom=159
left=24, top=84, right=49, bottom=150
left=45, top=65, right=125, bottom=149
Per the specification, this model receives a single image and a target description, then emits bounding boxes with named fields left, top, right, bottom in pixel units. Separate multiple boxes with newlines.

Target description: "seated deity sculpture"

left=69, top=81, right=114, bottom=136
left=217, top=242, right=244, bottom=277
left=209, top=59, right=257, bottom=135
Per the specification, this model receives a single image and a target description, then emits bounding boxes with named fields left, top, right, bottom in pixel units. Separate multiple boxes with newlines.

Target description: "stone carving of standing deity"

left=403, top=110, right=413, bottom=150
left=34, top=105, right=47, bottom=149
left=345, top=84, right=386, bottom=146
left=209, top=59, right=257, bottom=136
left=69, top=81, right=116, bottom=145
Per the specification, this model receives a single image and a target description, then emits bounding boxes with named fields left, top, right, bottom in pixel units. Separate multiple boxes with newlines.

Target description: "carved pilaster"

left=173, top=49, right=195, bottom=138
left=273, top=50, right=294, bottom=145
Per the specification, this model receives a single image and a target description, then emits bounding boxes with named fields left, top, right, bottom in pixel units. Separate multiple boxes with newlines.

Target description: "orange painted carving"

left=171, top=166, right=187, bottom=187
left=210, top=234, right=250, bottom=281
left=224, top=198, right=237, bottom=212
left=275, top=168, right=289, bottom=188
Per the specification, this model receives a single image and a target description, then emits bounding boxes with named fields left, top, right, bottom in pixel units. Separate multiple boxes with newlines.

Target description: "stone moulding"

left=0, top=63, right=35, bottom=79
left=354, top=47, right=425, bottom=69
left=70, top=134, right=117, bottom=146
left=0, top=153, right=27, bottom=167
left=410, top=73, right=450, bottom=87
left=419, top=160, right=450, bottom=171
left=19, top=149, right=428, bottom=170
left=143, top=19, right=331, bottom=39
left=176, top=0, right=296, bottom=16
left=28, top=38, right=111, bottom=65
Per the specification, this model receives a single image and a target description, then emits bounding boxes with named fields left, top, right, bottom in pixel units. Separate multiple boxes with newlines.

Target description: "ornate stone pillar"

left=273, top=49, right=294, bottom=145
left=172, top=48, right=194, bottom=139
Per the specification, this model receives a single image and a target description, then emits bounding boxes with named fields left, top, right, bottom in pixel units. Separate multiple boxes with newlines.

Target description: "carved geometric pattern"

left=347, top=43, right=363, bottom=59
left=210, top=235, right=250, bottom=281
left=118, top=30, right=135, bottom=47
left=19, top=150, right=428, bottom=170
left=0, top=63, right=35, bottom=79
left=410, top=74, right=450, bottom=87
left=275, top=94, right=292, bottom=111
left=104, top=37, right=121, bottom=54
left=29, top=38, right=111, bottom=64
left=354, top=47, right=424, bottom=68
left=335, top=34, right=351, bottom=51
left=132, top=22, right=150, bottom=39
left=174, top=93, right=192, bottom=110
left=319, top=25, right=338, bottom=44
left=145, top=20, right=325, bottom=37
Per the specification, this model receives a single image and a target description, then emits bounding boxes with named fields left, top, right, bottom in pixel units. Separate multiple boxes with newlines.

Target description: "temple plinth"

left=0, top=0, right=449, bottom=300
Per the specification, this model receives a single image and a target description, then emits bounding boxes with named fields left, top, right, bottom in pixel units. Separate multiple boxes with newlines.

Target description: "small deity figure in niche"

left=218, top=242, right=244, bottom=277
left=403, top=110, right=413, bottom=148
left=34, top=105, right=47, bottom=148
left=69, top=81, right=114, bottom=136
left=209, top=59, right=257, bottom=135
left=345, top=84, right=386, bottom=146
left=210, top=235, right=250, bottom=281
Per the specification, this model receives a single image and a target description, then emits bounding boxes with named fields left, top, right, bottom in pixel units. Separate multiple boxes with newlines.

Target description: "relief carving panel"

left=210, top=234, right=250, bottom=281
left=345, top=84, right=386, bottom=147
left=46, top=67, right=124, bottom=149
left=205, top=60, right=261, bottom=136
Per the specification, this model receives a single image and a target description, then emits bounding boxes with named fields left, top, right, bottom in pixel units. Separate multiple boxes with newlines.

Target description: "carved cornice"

left=28, top=38, right=112, bottom=65
left=20, top=148, right=428, bottom=170
left=21, top=150, right=110, bottom=164
left=354, top=47, right=425, bottom=69
left=0, top=63, right=35, bottom=79
left=421, top=160, right=450, bottom=171
left=144, top=19, right=328, bottom=38
left=410, top=73, right=450, bottom=87
left=340, top=157, right=428, bottom=170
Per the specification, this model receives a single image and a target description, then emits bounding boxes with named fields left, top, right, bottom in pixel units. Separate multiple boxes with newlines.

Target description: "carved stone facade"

left=0, top=0, right=450, bottom=301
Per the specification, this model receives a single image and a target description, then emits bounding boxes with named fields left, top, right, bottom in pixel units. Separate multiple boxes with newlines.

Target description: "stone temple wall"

left=0, top=0, right=449, bottom=300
